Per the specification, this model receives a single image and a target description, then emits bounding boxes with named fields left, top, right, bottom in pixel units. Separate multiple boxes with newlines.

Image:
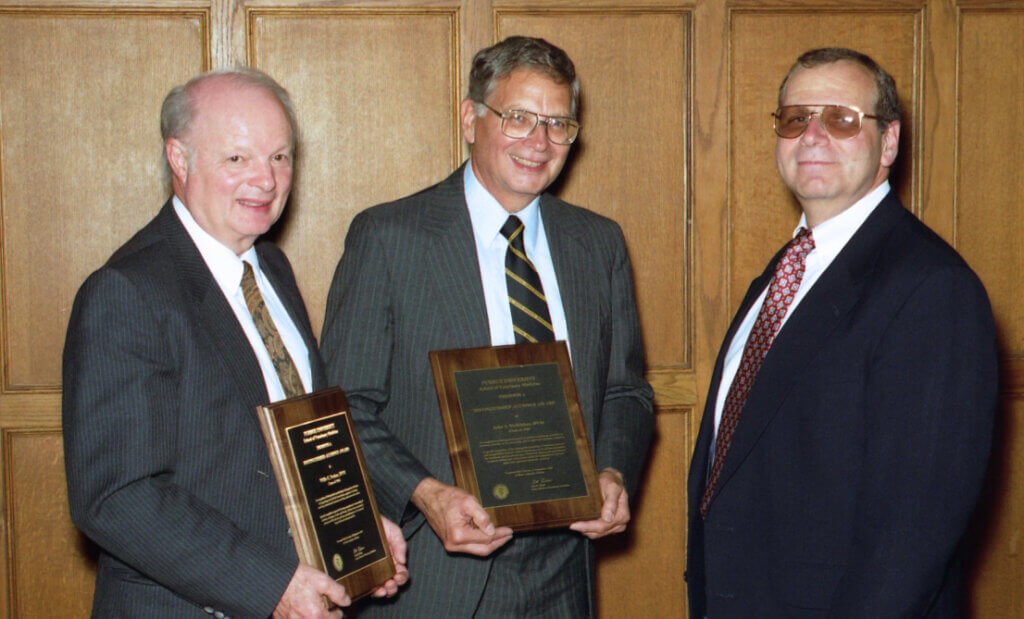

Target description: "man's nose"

left=524, top=121, right=552, bottom=150
left=250, top=160, right=276, bottom=191
left=800, top=113, right=830, bottom=144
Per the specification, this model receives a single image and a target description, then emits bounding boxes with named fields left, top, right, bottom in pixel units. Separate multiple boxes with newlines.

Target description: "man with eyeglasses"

left=686, top=47, right=997, bottom=617
left=321, top=36, right=653, bottom=616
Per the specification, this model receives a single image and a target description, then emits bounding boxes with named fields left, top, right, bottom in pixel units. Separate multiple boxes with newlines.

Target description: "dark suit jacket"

left=321, top=165, right=654, bottom=616
left=63, top=201, right=325, bottom=617
left=686, top=193, right=998, bottom=618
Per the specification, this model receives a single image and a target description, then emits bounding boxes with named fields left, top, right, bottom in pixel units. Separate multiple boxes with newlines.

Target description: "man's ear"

left=460, top=98, right=479, bottom=146
left=880, top=119, right=900, bottom=168
left=165, top=138, right=189, bottom=184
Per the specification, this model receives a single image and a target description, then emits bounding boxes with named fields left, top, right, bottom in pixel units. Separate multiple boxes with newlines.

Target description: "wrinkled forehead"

left=781, top=61, right=878, bottom=111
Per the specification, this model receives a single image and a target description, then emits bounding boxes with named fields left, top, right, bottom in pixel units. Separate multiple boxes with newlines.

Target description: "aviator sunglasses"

left=772, top=104, right=879, bottom=140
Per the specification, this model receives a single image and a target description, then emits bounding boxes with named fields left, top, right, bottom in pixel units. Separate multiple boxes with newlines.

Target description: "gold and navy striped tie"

left=500, top=216, right=555, bottom=344
left=240, top=261, right=305, bottom=398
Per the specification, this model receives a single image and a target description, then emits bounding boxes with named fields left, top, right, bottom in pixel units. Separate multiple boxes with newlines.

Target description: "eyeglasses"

left=480, top=102, right=580, bottom=145
left=772, top=104, right=879, bottom=140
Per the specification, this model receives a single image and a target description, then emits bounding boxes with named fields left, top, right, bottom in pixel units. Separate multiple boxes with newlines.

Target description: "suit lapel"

left=420, top=167, right=490, bottom=347
left=158, top=202, right=270, bottom=408
left=540, top=196, right=600, bottom=431
left=707, top=194, right=904, bottom=507
left=687, top=257, right=778, bottom=508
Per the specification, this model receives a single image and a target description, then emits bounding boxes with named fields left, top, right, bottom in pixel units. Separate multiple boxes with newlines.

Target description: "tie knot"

left=240, top=261, right=262, bottom=310
left=500, top=216, right=524, bottom=242
left=790, top=227, right=815, bottom=260
left=240, top=260, right=258, bottom=291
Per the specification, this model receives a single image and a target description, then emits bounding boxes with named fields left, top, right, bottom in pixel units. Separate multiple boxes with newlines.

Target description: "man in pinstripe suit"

left=322, top=37, right=654, bottom=617
left=63, top=68, right=405, bottom=618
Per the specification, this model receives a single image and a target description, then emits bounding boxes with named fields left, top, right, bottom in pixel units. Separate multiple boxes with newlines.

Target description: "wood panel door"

left=0, top=0, right=1019, bottom=617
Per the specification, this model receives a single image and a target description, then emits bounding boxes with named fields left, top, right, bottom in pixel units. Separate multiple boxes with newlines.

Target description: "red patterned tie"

left=700, top=227, right=815, bottom=517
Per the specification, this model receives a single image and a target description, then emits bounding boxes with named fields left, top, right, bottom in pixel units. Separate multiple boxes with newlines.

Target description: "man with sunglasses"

left=687, top=48, right=997, bottom=617
left=321, top=36, right=653, bottom=616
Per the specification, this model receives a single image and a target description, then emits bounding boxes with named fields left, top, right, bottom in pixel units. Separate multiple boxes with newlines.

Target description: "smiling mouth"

left=237, top=198, right=273, bottom=209
left=511, top=154, right=544, bottom=168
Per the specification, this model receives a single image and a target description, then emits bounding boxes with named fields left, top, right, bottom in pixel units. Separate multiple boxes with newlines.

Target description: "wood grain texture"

left=497, top=9, right=691, bottom=370
left=728, top=9, right=919, bottom=313
left=956, top=9, right=1024, bottom=360
left=257, top=389, right=394, bottom=601
left=596, top=407, right=690, bottom=619
left=429, top=342, right=603, bottom=531
left=956, top=9, right=1024, bottom=617
left=0, top=9, right=206, bottom=390
left=967, top=399, right=1024, bottom=618
left=247, top=7, right=460, bottom=335
left=3, top=430, right=95, bottom=617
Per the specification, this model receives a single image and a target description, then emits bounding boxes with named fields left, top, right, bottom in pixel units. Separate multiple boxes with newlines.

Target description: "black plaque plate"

left=257, top=388, right=395, bottom=600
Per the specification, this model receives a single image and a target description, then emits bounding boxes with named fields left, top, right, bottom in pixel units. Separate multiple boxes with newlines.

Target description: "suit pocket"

left=107, top=564, right=164, bottom=587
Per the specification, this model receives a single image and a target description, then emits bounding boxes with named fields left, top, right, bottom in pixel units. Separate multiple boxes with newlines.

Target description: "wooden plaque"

left=429, top=341, right=602, bottom=531
left=257, top=388, right=394, bottom=600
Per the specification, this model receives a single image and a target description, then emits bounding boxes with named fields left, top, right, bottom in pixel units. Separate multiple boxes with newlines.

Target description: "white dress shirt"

left=173, top=197, right=311, bottom=402
left=711, top=181, right=892, bottom=436
left=463, top=161, right=570, bottom=351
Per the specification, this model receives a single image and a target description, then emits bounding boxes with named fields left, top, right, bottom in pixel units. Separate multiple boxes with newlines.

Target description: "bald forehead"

left=190, top=76, right=269, bottom=114
left=187, top=77, right=293, bottom=143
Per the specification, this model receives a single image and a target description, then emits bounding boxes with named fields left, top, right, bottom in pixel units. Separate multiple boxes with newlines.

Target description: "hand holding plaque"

left=429, top=342, right=602, bottom=531
left=257, top=388, right=397, bottom=601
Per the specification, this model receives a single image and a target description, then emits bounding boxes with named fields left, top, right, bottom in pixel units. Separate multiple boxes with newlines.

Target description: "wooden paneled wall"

left=0, top=1, right=1019, bottom=617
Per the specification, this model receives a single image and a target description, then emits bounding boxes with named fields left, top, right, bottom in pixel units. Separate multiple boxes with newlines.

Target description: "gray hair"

left=777, top=47, right=901, bottom=130
left=160, top=67, right=298, bottom=167
left=467, top=36, right=580, bottom=118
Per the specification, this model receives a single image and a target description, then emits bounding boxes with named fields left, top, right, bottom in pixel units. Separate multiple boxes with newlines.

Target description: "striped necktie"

left=240, top=261, right=305, bottom=398
left=500, top=215, right=555, bottom=344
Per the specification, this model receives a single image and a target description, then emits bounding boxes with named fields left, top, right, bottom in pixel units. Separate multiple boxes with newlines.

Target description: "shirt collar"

left=172, top=196, right=260, bottom=295
left=795, top=181, right=890, bottom=262
left=464, top=159, right=542, bottom=252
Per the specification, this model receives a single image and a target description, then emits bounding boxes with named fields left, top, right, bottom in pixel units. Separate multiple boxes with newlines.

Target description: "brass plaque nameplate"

left=430, top=342, right=601, bottom=531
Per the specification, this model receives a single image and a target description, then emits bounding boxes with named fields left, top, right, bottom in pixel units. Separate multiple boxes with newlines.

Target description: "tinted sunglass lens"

left=775, top=107, right=811, bottom=138
left=821, top=106, right=861, bottom=139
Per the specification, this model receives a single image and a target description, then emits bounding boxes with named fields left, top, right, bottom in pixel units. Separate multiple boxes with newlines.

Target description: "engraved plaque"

left=257, top=388, right=394, bottom=600
left=430, top=342, right=602, bottom=531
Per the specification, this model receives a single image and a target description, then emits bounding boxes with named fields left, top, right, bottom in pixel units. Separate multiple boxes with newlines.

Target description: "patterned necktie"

left=700, top=227, right=815, bottom=517
left=500, top=215, right=555, bottom=344
left=240, top=261, right=305, bottom=398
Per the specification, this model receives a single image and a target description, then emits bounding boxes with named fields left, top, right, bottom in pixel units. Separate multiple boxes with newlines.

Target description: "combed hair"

left=467, top=36, right=580, bottom=118
left=777, top=47, right=901, bottom=130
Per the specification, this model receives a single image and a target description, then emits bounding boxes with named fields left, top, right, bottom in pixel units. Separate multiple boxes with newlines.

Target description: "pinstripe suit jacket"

left=63, top=201, right=325, bottom=618
left=321, top=165, right=654, bottom=616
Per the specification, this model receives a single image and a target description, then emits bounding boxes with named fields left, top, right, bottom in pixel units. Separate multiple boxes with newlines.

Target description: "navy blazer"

left=63, top=201, right=325, bottom=617
left=686, top=193, right=998, bottom=618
